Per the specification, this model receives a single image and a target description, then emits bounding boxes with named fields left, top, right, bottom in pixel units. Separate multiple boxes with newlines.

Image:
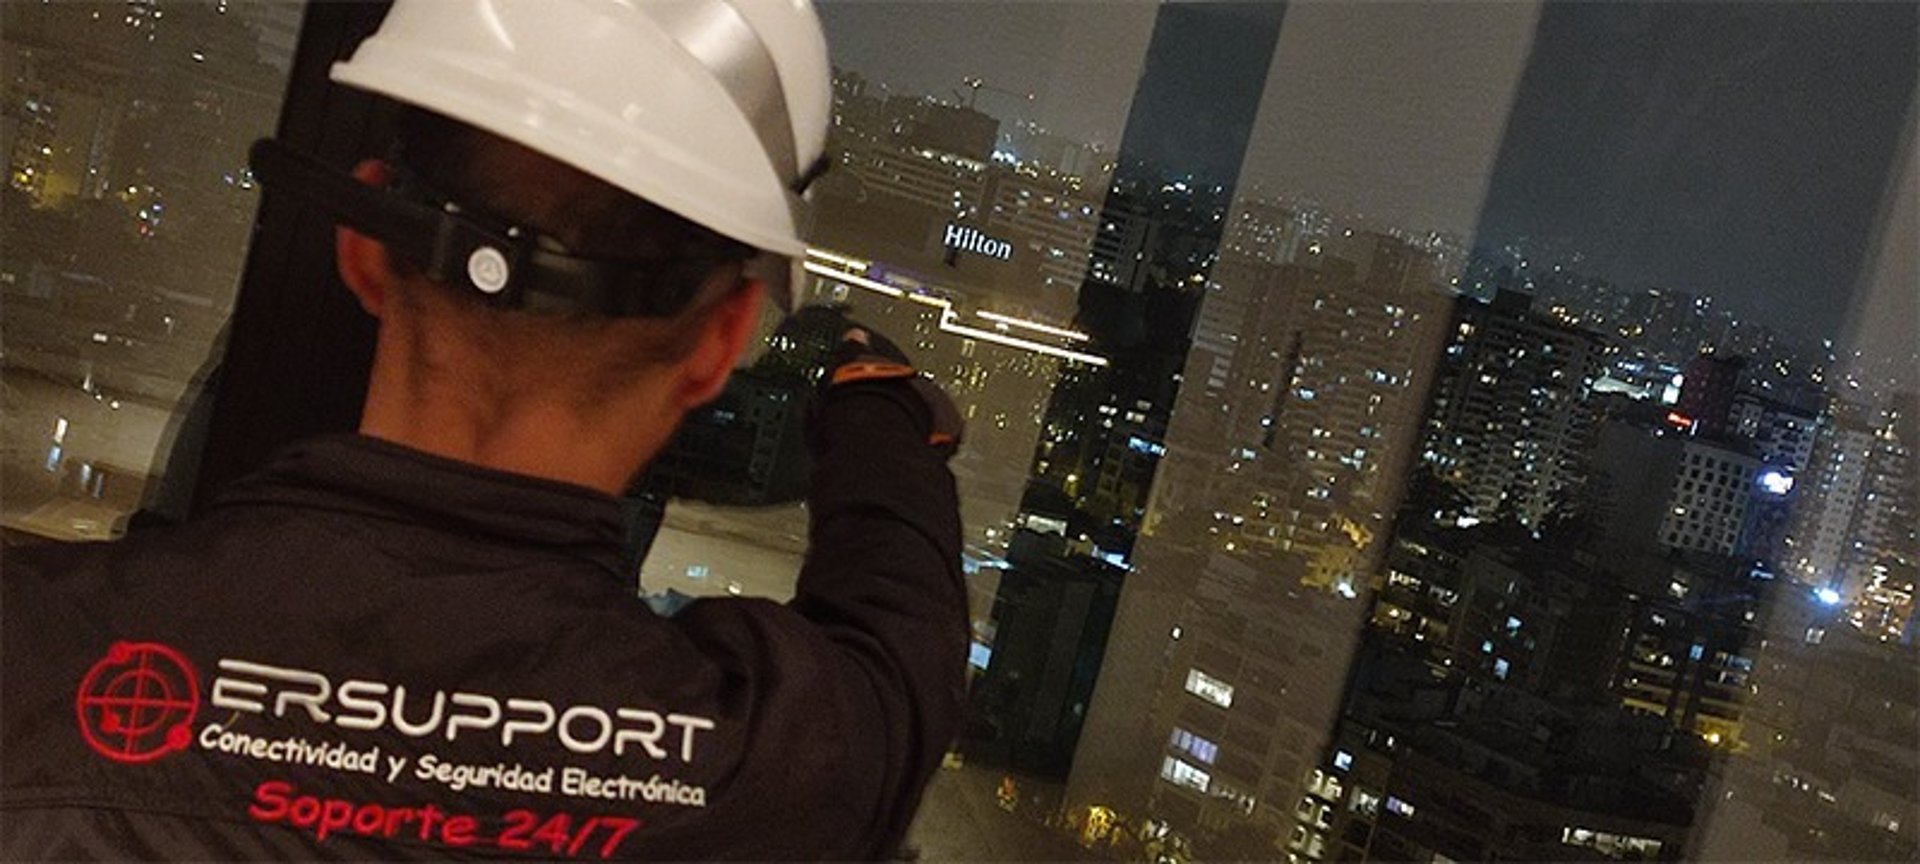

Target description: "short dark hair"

left=390, top=107, right=757, bottom=307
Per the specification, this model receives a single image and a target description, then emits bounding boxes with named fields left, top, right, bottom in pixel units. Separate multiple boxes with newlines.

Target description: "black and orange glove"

left=820, top=323, right=963, bottom=459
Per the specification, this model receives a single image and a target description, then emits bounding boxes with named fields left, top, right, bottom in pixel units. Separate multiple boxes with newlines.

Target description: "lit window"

left=1184, top=668, right=1234, bottom=708
left=1169, top=727, right=1219, bottom=764
left=1306, top=769, right=1345, bottom=802
left=1160, top=756, right=1210, bottom=793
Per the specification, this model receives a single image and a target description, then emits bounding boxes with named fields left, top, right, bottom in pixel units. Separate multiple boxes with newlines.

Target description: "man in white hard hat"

left=0, top=1, right=967, bottom=858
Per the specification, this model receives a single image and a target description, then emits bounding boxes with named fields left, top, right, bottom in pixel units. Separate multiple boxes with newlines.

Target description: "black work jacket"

left=0, top=382, right=967, bottom=860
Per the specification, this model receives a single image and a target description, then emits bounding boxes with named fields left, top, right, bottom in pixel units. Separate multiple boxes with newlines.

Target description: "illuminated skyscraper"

left=1059, top=216, right=1454, bottom=859
left=1421, top=290, right=1605, bottom=529
left=1789, top=406, right=1886, bottom=594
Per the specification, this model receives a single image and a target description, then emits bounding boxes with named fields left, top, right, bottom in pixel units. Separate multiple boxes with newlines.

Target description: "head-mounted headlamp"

left=247, top=138, right=732, bottom=318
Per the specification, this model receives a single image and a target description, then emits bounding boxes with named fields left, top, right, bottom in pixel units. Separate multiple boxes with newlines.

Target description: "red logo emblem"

left=75, top=641, right=200, bottom=763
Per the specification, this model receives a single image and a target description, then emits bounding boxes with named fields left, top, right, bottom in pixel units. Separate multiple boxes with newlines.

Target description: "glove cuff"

left=829, top=359, right=918, bottom=386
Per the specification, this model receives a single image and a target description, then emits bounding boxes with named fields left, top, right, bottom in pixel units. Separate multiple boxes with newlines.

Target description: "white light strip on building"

left=975, top=309, right=1090, bottom=343
left=941, top=312, right=1109, bottom=367
left=801, top=261, right=902, bottom=297
left=804, top=247, right=868, bottom=270
left=802, top=257, right=1108, bottom=367
left=807, top=260, right=950, bottom=309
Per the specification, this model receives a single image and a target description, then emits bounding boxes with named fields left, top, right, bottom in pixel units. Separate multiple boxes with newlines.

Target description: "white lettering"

left=667, top=713, right=715, bottom=763
left=335, top=680, right=388, bottom=730
left=390, top=686, right=444, bottom=737
left=413, top=754, right=555, bottom=794
left=218, top=660, right=332, bottom=722
left=943, top=223, right=1013, bottom=261
left=445, top=692, right=500, bottom=741
left=558, top=767, right=706, bottom=807
left=211, top=676, right=266, bottom=713
left=503, top=699, right=555, bottom=746
left=613, top=709, right=667, bottom=759
left=205, top=659, right=713, bottom=761
left=558, top=706, right=612, bottom=753
left=194, top=723, right=378, bottom=774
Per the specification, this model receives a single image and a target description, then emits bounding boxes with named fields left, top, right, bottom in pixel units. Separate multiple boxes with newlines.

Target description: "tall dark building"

left=1034, top=218, right=1460, bottom=857
left=1587, top=415, right=1774, bottom=559
left=903, top=102, right=1000, bottom=163
left=1421, top=289, right=1606, bottom=529
left=1305, top=522, right=1724, bottom=862
left=961, top=538, right=1125, bottom=779
left=959, top=6, right=1289, bottom=848
left=1675, top=353, right=1747, bottom=437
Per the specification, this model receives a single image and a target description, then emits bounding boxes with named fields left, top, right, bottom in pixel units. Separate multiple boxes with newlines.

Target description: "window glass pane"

left=639, top=2, right=1160, bottom=605
left=3, top=1, right=302, bottom=540
left=1182, top=668, right=1234, bottom=709
left=638, top=2, right=1917, bottom=861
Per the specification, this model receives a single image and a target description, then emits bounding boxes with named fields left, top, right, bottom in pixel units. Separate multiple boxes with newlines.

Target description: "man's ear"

left=335, top=159, right=395, bottom=318
left=674, top=277, right=765, bottom=410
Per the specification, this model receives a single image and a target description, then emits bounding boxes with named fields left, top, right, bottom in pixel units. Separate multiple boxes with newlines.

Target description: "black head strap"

left=247, top=138, right=716, bottom=318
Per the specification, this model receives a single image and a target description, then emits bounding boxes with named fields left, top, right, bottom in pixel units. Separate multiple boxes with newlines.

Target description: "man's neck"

left=357, top=337, right=679, bottom=496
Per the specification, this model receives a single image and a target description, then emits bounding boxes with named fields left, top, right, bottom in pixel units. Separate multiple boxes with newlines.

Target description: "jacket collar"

left=212, top=434, right=631, bottom=579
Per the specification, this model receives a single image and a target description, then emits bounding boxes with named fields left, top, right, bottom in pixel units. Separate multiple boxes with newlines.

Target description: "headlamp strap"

left=247, top=138, right=707, bottom=318
left=424, top=198, right=524, bottom=304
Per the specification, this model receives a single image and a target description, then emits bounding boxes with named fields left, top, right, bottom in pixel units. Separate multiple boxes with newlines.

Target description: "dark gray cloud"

left=1474, top=2, right=1917, bottom=340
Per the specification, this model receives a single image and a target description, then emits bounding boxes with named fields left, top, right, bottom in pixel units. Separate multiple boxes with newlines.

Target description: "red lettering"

left=442, top=815, right=477, bottom=846
left=241, top=780, right=638, bottom=857
left=499, top=809, right=536, bottom=851
left=416, top=804, right=445, bottom=842
left=383, top=806, right=417, bottom=838
left=597, top=816, right=640, bottom=859
left=532, top=812, right=571, bottom=854
left=289, top=796, right=321, bottom=828
left=317, top=799, right=353, bottom=840
left=248, top=781, right=292, bottom=821
left=568, top=816, right=598, bottom=857
left=351, top=804, right=385, bottom=835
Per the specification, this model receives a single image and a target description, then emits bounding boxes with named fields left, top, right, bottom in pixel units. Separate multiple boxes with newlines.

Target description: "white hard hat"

left=330, top=0, right=831, bottom=259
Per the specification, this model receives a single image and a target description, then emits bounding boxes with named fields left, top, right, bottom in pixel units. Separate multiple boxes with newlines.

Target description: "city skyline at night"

left=820, top=1, right=1917, bottom=351
left=797, top=5, right=1915, bottom=861
left=3, top=3, right=1913, bottom=862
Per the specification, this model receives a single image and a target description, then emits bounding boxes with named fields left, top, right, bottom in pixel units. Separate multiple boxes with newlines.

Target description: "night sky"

left=820, top=1, right=1916, bottom=347
left=816, top=2, right=1154, bottom=148
left=1474, top=2, right=1917, bottom=344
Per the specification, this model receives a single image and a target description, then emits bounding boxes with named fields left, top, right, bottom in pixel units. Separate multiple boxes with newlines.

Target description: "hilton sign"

left=943, top=223, right=1013, bottom=261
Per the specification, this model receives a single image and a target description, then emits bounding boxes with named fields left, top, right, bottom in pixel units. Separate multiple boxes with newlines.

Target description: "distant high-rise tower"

left=1789, top=406, right=1886, bottom=594
left=962, top=6, right=1287, bottom=824
left=1053, top=215, right=1453, bottom=861
left=1730, top=391, right=1823, bottom=473
left=1676, top=353, right=1747, bottom=437
left=1421, top=289, right=1606, bottom=528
